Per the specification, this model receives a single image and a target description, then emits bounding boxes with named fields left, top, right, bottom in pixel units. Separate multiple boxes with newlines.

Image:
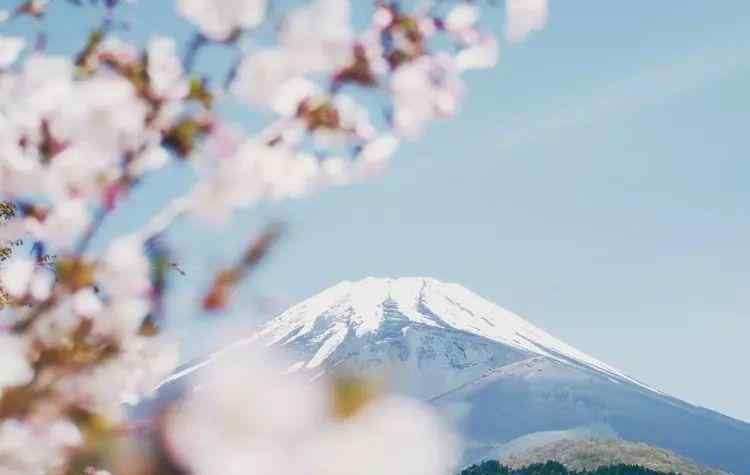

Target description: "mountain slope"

left=161, top=277, right=750, bottom=474
left=429, top=356, right=749, bottom=472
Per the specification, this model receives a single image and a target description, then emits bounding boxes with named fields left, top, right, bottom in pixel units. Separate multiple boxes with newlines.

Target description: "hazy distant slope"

left=500, top=438, right=728, bottom=475
left=432, top=355, right=750, bottom=474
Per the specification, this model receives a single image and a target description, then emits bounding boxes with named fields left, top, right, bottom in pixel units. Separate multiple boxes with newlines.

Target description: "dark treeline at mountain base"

left=460, top=461, right=679, bottom=475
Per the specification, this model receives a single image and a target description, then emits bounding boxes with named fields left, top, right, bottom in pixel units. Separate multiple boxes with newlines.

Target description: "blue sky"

left=7, top=1, right=750, bottom=422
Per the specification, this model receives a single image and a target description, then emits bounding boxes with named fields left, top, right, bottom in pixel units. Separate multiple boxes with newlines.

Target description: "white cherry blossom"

left=0, top=217, right=26, bottom=246
left=0, top=258, right=54, bottom=303
left=28, top=270, right=54, bottom=302
left=43, top=144, right=119, bottom=201
left=0, top=335, right=33, bottom=391
left=190, top=139, right=322, bottom=222
left=231, top=0, right=354, bottom=112
left=72, top=288, right=104, bottom=318
left=506, top=0, right=549, bottom=43
left=95, top=297, right=151, bottom=342
left=147, top=36, right=189, bottom=100
left=128, top=144, right=169, bottom=176
left=0, top=36, right=25, bottom=69
left=0, top=419, right=81, bottom=475
left=13, top=55, right=73, bottom=118
left=177, top=0, right=268, bottom=41
left=456, top=36, right=499, bottom=71
left=97, top=236, right=151, bottom=299
left=279, top=0, right=354, bottom=75
left=97, top=37, right=140, bottom=65
left=0, top=258, right=34, bottom=299
left=50, top=74, right=148, bottom=153
left=231, top=52, right=313, bottom=114
left=26, top=199, right=91, bottom=249
left=55, top=336, right=179, bottom=420
left=358, top=134, right=399, bottom=168
left=165, top=352, right=329, bottom=475
left=390, top=55, right=464, bottom=137
left=445, top=3, right=480, bottom=34
left=27, top=297, right=85, bottom=348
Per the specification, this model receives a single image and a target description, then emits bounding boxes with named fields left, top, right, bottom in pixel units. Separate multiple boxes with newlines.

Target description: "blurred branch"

left=202, top=223, right=285, bottom=312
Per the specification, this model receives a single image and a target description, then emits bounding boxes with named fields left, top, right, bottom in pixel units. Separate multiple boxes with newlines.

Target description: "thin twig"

left=132, top=194, right=193, bottom=244
left=73, top=207, right=110, bottom=255
left=183, top=33, right=207, bottom=73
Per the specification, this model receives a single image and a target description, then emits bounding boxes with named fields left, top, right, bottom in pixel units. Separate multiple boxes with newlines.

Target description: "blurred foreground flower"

left=506, top=0, right=549, bottom=43
left=164, top=350, right=460, bottom=475
left=202, top=224, right=283, bottom=311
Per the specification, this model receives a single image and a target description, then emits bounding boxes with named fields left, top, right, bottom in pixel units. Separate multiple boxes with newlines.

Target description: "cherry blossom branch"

left=0, top=1, right=551, bottom=473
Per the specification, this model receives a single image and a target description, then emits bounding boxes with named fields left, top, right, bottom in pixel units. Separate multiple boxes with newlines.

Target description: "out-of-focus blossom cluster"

left=164, top=350, right=460, bottom=475
left=0, top=0, right=547, bottom=473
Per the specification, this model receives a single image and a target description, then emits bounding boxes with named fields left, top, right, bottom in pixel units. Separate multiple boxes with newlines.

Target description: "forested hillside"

left=460, top=460, right=679, bottom=475
left=496, top=438, right=726, bottom=475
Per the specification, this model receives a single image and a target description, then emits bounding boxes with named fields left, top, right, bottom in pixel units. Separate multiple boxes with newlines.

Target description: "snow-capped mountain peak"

left=252, top=277, right=648, bottom=390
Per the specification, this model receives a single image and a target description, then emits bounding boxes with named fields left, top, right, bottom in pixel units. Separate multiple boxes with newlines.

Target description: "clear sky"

left=7, top=1, right=750, bottom=422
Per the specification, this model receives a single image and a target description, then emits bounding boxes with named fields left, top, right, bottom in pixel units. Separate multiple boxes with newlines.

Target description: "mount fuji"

left=162, top=277, right=750, bottom=474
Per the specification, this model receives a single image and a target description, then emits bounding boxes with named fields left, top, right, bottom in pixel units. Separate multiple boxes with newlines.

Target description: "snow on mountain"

left=257, top=276, right=603, bottom=366
left=159, top=277, right=750, bottom=474
left=211, top=277, right=655, bottom=393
